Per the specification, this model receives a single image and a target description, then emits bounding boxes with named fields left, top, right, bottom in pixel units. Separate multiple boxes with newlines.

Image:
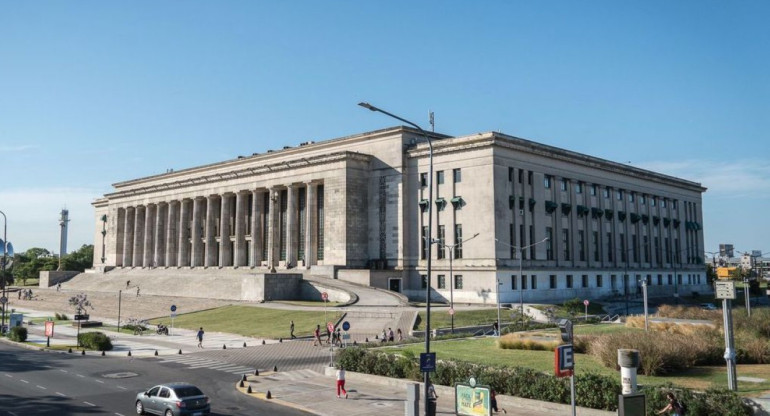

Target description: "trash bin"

left=427, top=398, right=437, bottom=416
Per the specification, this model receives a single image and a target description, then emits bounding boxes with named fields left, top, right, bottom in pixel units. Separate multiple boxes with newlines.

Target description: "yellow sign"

left=455, top=384, right=490, bottom=416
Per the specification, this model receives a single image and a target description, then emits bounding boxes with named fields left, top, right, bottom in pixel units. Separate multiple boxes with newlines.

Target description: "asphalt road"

left=0, top=343, right=311, bottom=416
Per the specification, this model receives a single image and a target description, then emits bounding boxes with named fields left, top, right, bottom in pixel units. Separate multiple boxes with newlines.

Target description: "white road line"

left=20, top=379, right=29, bottom=384
left=56, top=392, right=66, bottom=397
left=115, top=413, right=125, bottom=416
left=8, top=411, right=18, bottom=416
left=77, top=374, right=85, bottom=378
left=4, top=373, right=12, bottom=378
left=95, top=379, right=105, bottom=384
left=117, top=385, right=128, bottom=390
left=36, top=385, right=47, bottom=390
left=83, top=401, right=96, bottom=407
left=59, top=369, right=68, bottom=373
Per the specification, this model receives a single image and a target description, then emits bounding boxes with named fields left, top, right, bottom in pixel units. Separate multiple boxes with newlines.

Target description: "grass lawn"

left=275, top=300, right=343, bottom=307
left=387, top=336, right=770, bottom=395
left=414, top=309, right=502, bottom=331
left=146, top=305, right=343, bottom=339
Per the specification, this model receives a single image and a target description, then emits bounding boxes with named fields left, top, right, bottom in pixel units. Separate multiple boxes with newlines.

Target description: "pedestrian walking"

left=493, top=320, right=499, bottom=336
left=17, top=290, right=21, bottom=300
left=313, top=324, right=322, bottom=346
left=335, top=366, right=348, bottom=399
left=126, top=280, right=131, bottom=289
left=136, top=286, right=140, bottom=297
left=491, top=388, right=506, bottom=414
left=56, top=282, right=61, bottom=292
left=196, top=327, right=204, bottom=348
left=427, top=381, right=438, bottom=414
left=397, top=328, right=403, bottom=341
left=388, top=327, right=394, bottom=342
left=290, top=320, right=296, bottom=339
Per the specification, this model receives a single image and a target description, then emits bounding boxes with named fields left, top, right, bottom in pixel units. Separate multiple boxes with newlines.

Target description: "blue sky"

left=1, top=1, right=768, bottom=256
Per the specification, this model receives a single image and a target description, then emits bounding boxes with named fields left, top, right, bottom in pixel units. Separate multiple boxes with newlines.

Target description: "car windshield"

left=173, top=386, right=204, bottom=398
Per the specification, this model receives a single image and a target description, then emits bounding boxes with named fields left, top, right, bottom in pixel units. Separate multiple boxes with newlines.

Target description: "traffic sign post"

left=716, top=280, right=738, bottom=391
left=45, top=320, right=55, bottom=347
left=583, top=299, right=589, bottom=320
left=557, top=319, right=576, bottom=416
left=420, top=352, right=436, bottom=373
left=170, top=305, right=177, bottom=336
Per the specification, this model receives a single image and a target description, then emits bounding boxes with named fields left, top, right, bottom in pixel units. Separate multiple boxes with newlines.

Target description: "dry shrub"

left=655, top=304, right=721, bottom=321
left=587, top=329, right=722, bottom=375
left=498, top=333, right=559, bottom=351
left=735, top=331, right=770, bottom=363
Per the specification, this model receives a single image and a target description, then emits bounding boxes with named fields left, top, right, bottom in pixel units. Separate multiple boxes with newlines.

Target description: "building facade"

left=93, top=127, right=709, bottom=303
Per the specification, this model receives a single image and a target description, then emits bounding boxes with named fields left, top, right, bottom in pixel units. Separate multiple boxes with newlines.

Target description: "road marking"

left=117, top=386, right=128, bottom=390
left=8, top=412, right=18, bottom=416
left=95, top=379, right=105, bottom=384
left=115, top=413, right=125, bottom=416
left=59, top=369, right=68, bottom=373
left=4, top=373, right=12, bottom=378
left=20, top=379, right=29, bottom=384
left=36, top=385, right=47, bottom=390
left=77, top=374, right=85, bottom=378
left=56, top=392, right=66, bottom=397
left=83, top=401, right=96, bottom=407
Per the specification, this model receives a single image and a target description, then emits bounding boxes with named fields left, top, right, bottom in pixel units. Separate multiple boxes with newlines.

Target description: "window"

left=510, top=224, right=516, bottom=259
left=159, top=388, right=170, bottom=399
left=593, top=231, right=600, bottom=261
left=530, top=275, right=537, bottom=289
left=667, top=274, right=672, bottom=285
left=421, top=226, right=429, bottom=260
left=578, top=230, right=585, bottom=261
left=657, top=274, right=662, bottom=285
left=546, top=227, right=554, bottom=260
left=662, top=199, right=667, bottom=208
left=511, top=275, right=517, bottom=290
left=632, top=235, right=639, bottom=263
left=629, top=193, right=635, bottom=203
left=644, top=236, right=650, bottom=263
left=611, top=275, right=617, bottom=290
left=562, top=229, right=570, bottom=260
left=576, top=182, right=583, bottom=194
left=544, top=175, right=552, bottom=189
left=603, top=188, right=610, bottom=198
left=421, top=275, right=427, bottom=289
left=438, top=275, right=446, bottom=289
left=420, top=173, right=428, bottom=187
left=651, top=197, right=657, bottom=207
left=508, top=167, right=514, bottom=182
left=528, top=171, right=533, bottom=185
left=549, top=275, right=557, bottom=289
left=437, top=226, right=446, bottom=259
left=582, top=275, right=588, bottom=288
left=437, top=171, right=445, bottom=185
left=454, top=225, right=463, bottom=259
left=606, top=232, right=613, bottom=261
left=521, top=275, right=527, bottom=290
left=616, top=189, right=623, bottom=200
left=673, top=200, right=678, bottom=210
left=640, top=195, right=646, bottom=205
left=566, top=275, right=573, bottom=289
left=620, top=234, right=626, bottom=262
left=596, top=275, right=603, bottom=287
left=519, top=169, right=524, bottom=184
left=453, top=168, right=462, bottom=183
left=455, top=275, right=463, bottom=289
left=590, top=184, right=597, bottom=196
left=560, top=178, right=569, bottom=191
left=529, top=225, right=535, bottom=259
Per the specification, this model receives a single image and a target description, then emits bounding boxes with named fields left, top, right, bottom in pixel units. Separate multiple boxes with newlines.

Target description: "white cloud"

left=0, top=187, right=102, bottom=253
left=638, top=159, right=770, bottom=198
left=0, top=144, right=40, bottom=152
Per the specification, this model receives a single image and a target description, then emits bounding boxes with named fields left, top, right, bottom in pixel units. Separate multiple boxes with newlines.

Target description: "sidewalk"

left=234, top=367, right=615, bottom=416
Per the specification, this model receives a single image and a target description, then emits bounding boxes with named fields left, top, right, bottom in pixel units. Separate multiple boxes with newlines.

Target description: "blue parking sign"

left=420, top=352, right=436, bottom=373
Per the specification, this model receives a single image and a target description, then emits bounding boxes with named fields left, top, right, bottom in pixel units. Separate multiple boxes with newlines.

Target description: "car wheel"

left=135, top=401, right=145, bottom=415
left=165, top=410, right=174, bottom=416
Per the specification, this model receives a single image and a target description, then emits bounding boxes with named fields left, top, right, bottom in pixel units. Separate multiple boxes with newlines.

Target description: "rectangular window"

left=617, top=189, right=623, bottom=200
left=508, top=167, right=514, bottom=182
left=596, top=275, right=603, bottom=287
left=521, top=275, right=527, bottom=290
left=437, top=226, right=446, bottom=259
left=668, top=274, right=672, bottom=285
left=437, top=171, right=445, bottom=185
left=560, top=178, right=569, bottom=191
left=510, top=224, right=516, bottom=259
left=455, top=275, right=463, bottom=289
left=607, top=232, right=613, bottom=261
left=511, top=275, right=517, bottom=290
left=632, top=235, right=639, bottom=263
left=591, top=184, right=597, bottom=196
left=619, top=234, right=626, bottom=262
left=655, top=237, right=661, bottom=265
left=644, top=236, right=650, bottom=263
left=549, top=275, right=556, bottom=289
left=546, top=227, right=554, bottom=260
left=279, top=190, right=287, bottom=261
left=603, top=188, right=610, bottom=198
left=453, top=168, right=461, bottom=183
left=665, top=238, right=671, bottom=263
left=529, top=225, right=535, bottom=259
left=562, top=229, right=570, bottom=260
left=611, top=275, right=617, bottom=290
left=651, top=197, right=657, bottom=207
left=576, top=182, right=583, bottom=194
left=629, top=192, right=635, bottom=203
left=519, top=169, right=524, bottom=184
left=530, top=275, right=537, bottom=289
left=657, top=275, right=662, bottom=285
left=421, top=275, right=427, bottom=289
left=582, top=275, right=588, bottom=288
left=527, top=171, right=533, bottom=185
left=640, top=195, right=646, bottom=205
left=566, top=275, right=573, bottom=289
left=298, top=188, right=306, bottom=261
left=593, top=231, right=600, bottom=262
left=437, top=275, right=446, bottom=289
left=454, top=224, right=463, bottom=259
left=673, top=200, right=678, bottom=210
left=662, top=199, right=667, bottom=208
left=421, top=226, right=428, bottom=260
left=317, top=185, right=325, bottom=260
left=578, top=230, right=585, bottom=261
left=544, top=175, right=552, bottom=188
left=420, top=173, right=427, bottom=187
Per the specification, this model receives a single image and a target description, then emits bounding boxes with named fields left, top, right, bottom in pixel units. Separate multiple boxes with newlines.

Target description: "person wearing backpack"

left=657, top=392, right=686, bottom=415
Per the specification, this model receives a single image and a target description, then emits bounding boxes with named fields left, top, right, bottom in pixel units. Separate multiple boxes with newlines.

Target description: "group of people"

left=311, top=324, right=347, bottom=347
left=380, top=327, right=403, bottom=342
left=18, top=289, right=34, bottom=300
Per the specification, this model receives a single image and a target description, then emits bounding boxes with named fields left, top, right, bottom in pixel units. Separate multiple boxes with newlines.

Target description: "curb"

left=234, top=372, right=319, bottom=415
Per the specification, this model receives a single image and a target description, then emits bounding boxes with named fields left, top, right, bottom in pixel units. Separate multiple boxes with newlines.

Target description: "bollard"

left=223, top=344, right=227, bottom=350
left=254, top=369, right=259, bottom=376
left=178, top=349, right=182, bottom=354
left=242, top=374, right=247, bottom=382
left=618, top=349, right=640, bottom=394
left=154, top=350, right=158, bottom=356
left=81, top=350, right=85, bottom=355
left=243, top=342, right=247, bottom=348
left=247, top=385, right=252, bottom=394
left=68, top=348, right=72, bottom=353
left=239, top=379, right=244, bottom=388
left=365, top=337, right=369, bottom=343
left=128, top=351, right=132, bottom=357
left=273, top=365, right=278, bottom=372
left=266, top=390, right=272, bottom=399
left=279, top=338, right=282, bottom=343
left=262, top=340, right=266, bottom=345
left=101, top=351, right=105, bottom=356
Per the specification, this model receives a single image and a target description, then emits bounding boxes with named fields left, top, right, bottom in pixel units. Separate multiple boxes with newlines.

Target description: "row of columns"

left=116, top=183, right=321, bottom=270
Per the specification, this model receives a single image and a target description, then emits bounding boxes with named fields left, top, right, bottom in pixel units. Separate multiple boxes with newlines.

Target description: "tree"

left=12, top=248, right=57, bottom=286
left=61, top=245, right=93, bottom=272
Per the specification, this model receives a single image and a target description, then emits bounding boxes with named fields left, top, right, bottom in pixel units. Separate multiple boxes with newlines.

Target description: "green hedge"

left=78, top=332, right=113, bottom=351
left=8, top=327, right=27, bottom=342
left=336, top=347, right=751, bottom=414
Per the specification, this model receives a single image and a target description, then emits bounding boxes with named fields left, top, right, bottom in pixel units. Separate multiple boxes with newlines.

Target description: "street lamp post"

left=359, top=102, right=434, bottom=416
left=0, top=210, right=9, bottom=334
left=495, top=238, right=549, bottom=327
left=436, top=233, right=479, bottom=333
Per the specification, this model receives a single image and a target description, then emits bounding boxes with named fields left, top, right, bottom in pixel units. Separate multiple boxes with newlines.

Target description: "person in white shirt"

left=336, top=367, right=348, bottom=399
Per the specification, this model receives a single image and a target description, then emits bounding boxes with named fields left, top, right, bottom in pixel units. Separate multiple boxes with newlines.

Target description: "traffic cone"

left=239, top=379, right=244, bottom=388
left=242, top=374, right=247, bottom=382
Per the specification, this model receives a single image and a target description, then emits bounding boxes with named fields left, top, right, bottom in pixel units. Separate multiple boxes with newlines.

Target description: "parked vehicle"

left=700, top=303, right=718, bottom=310
left=135, top=382, right=210, bottom=416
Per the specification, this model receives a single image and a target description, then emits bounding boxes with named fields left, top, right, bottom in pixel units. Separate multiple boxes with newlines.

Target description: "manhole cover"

left=102, top=372, right=139, bottom=379
left=370, top=402, right=393, bottom=408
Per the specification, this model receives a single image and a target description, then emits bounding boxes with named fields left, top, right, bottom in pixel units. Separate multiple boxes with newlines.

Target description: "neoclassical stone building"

left=92, top=126, right=709, bottom=303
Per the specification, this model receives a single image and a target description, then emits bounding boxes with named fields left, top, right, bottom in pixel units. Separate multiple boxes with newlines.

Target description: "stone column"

left=286, top=185, right=298, bottom=268
left=234, top=191, right=248, bottom=267
left=305, top=183, right=317, bottom=268
left=123, top=206, right=135, bottom=267
left=165, top=201, right=178, bottom=267
left=191, top=198, right=203, bottom=267
left=133, top=206, right=145, bottom=267
left=205, top=195, right=218, bottom=267
left=144, top=204, right=156, bottom=267
left=219, top=193, right=233, bottom=267
left=177, top=199, right=191, bottom=267
left=154, top=203, right=166, bottom=267
left=266, top=188, right=278, bottom=272
left=249, top=190, right=260, bottom=267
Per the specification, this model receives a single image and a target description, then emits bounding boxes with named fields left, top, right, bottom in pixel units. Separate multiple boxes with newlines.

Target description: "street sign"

left=170, top=305, right=177, bottom=312
left=583, top=299, right=589, bottom=306
left=0, top=296, right=6, bottom=305
left=45, top=321, right=55, bottom=337
left=715, top=280, right=736, bottom=300
left=170, top=312, right=177, bottom=318
left=555, top=344, right=574, bottom=377
left=74, top=314, right=90, bottom=321
left=342, top=321, right=350, bottom=331
left=321, top=292, right=328, bottom=301
left=420, top=352, right=436, bottom=373
left=455, top=383, right=490, bottom=416
left=448, top=308, right=455, bottom=316
left=327, top=322, right=334, bottom=333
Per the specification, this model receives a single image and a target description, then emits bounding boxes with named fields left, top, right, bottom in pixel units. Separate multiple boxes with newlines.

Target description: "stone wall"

left=39, top=271, right=81, bottom=288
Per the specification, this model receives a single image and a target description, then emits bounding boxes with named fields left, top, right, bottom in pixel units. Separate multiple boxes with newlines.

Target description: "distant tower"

left=59, top=209, right=70, bottom=270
